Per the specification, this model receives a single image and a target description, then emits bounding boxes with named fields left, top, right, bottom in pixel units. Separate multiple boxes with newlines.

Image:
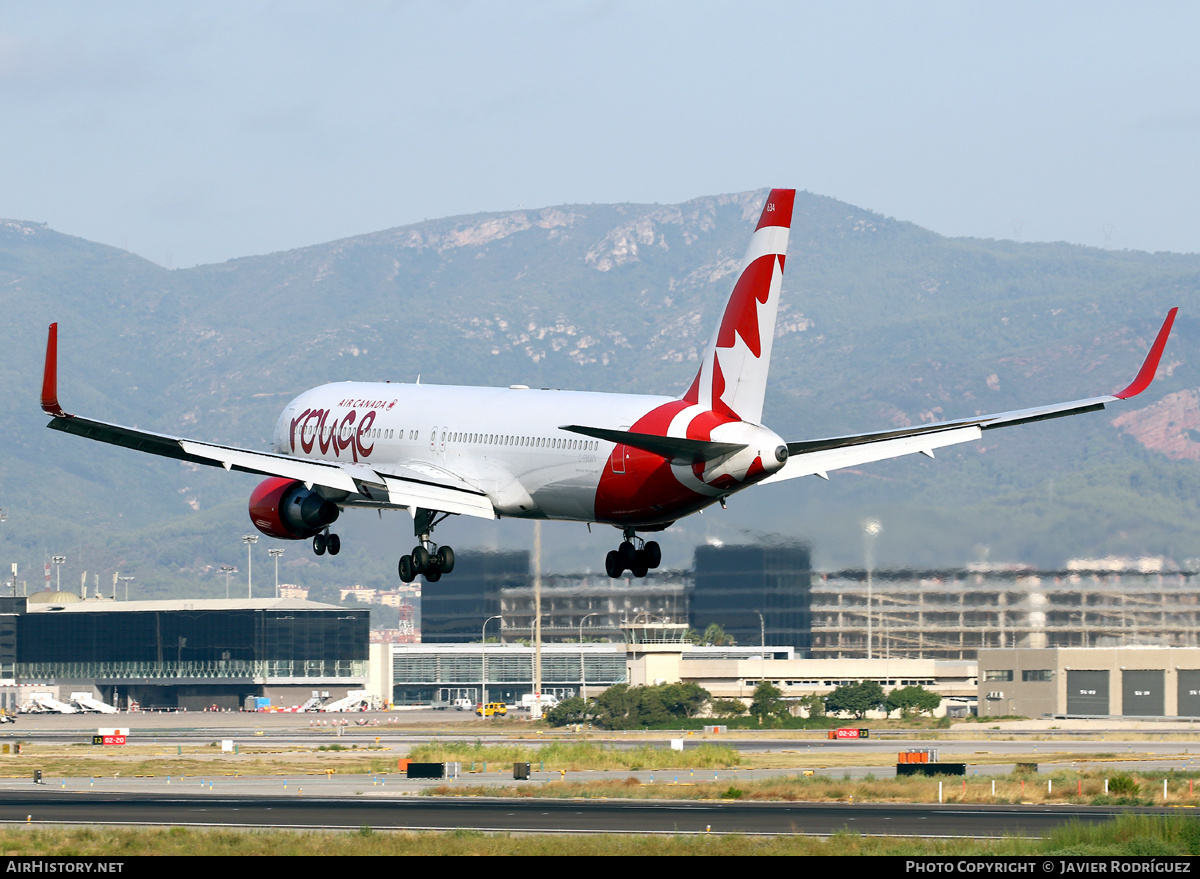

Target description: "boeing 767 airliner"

left=41, top=190, right=1178, bottom=582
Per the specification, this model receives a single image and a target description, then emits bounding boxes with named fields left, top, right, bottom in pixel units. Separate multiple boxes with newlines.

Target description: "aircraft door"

left=279, top=404, right=298, bottom=453
left=609, top=425, right=631, bottom=474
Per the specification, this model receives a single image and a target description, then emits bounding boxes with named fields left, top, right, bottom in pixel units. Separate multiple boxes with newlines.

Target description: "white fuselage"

left=271, top=381, right=786, bottom=526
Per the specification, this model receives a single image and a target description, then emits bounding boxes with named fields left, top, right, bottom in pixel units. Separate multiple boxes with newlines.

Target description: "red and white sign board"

left=95, top=727, right=128, bottom=746
left=835, top=728, right=867, bottom=739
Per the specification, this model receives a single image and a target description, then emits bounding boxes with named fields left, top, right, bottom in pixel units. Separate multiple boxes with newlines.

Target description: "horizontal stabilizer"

left=560, top=424, right=746, bottom=464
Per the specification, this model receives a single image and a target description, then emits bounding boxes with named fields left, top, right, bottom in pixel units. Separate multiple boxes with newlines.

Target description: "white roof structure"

left=22, top=597, right=346, bottom=614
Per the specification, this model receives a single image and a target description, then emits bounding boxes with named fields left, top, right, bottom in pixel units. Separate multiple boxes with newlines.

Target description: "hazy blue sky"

left=3, top=1, right=1198, bottom=267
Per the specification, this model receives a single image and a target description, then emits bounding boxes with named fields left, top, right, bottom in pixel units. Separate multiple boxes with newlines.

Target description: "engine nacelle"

left=248, top=477, right=340, bottom=540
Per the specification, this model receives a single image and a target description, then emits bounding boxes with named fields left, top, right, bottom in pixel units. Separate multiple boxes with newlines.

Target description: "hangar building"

left=977, top=647, right=1200, bottom=718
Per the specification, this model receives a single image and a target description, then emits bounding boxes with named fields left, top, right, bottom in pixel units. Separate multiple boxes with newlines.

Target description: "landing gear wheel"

left=398, top=555, right=415, bottom=583
left=644, top=541, right=661, bottom=569
left=631, top=550, right=649, bottom=579
left=327, top=533, right=341, bottom=556
left=605, top=550, right=622, bottom=579
left=313, top=533, right=327, bottom=556
left=617, top=542, right=637, bottom=569
left=411, top=546, right=430, bottom=573
left=407, top=508, right=460, bottom=582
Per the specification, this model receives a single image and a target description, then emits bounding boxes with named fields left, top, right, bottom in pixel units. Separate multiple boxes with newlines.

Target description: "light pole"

left=119, top=576, right=134, bottom=601
left=863, top=518, right=882, bottom=660
left=220, top=565, right=236, bottom=599
left=1, top=516, right=9, bottom=597
left=51, top=556, right=66, bottom=592
left=755, top=609, right=766, bottom=693
left=481, top=615, right=501, bottom=708
left=242, top=535, right=258, bottom=598
left=578, top=612, right=597, bottom=702
left=268, top=548, right=284, bottom=598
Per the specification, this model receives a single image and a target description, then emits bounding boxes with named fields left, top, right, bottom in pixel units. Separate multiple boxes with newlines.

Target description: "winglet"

left=1113, top=307, right=1178, bottom=400
left=41, top=323, right=71, bottom=418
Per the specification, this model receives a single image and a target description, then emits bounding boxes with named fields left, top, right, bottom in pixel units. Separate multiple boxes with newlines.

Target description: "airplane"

left=41, top=189, right=1179, bottom=583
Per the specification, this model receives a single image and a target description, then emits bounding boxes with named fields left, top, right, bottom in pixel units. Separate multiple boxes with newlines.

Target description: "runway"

left=0, top=787, right=1175, bottom=838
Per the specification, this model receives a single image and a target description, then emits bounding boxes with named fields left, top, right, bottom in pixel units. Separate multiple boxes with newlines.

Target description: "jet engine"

left=248, top=476, right=340, bottom=540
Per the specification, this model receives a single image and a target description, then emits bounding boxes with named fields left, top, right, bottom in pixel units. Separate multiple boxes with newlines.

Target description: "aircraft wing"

left=40, top=323, right=497, bottom=519
left=763, top=307, right=1178, bottom=484
left=375, top=464, right=496, bottom=519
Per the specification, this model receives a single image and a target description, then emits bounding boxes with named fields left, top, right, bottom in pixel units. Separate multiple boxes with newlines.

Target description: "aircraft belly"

left=594, top=457, right=709, bottom=525
left=529, top=469, right=602, bottom=521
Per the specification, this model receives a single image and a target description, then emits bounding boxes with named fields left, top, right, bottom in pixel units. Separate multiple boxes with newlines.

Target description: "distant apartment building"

left=300, top=551, right=1197, bottom=664
left=371, top=602, right=417, bottom=644
left=376, top=590, right=412, bottom=608
left=500, top=571, right=689, bottom=642
left=810, top=565, right=1200, bottom=660
left=340, top=586, right=377, bottom=603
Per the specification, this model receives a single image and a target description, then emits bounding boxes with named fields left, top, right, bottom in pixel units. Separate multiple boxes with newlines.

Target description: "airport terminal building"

left=1, top=596, right=370, bottom=711
left=381, top=623, right=979, bottom=715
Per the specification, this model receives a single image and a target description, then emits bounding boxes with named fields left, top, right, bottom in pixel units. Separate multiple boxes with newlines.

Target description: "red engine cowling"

left=248, top=477, right=340, bottom=540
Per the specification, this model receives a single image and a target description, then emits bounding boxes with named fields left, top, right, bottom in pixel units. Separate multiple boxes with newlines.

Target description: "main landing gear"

left=312, top=528, right=341, bottom=556
left=605, top=529, right=662, bottom=579
left=398, top=508, right=456, bottom=583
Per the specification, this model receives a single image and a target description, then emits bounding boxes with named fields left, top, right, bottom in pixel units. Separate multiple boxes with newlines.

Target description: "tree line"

left=544, top=679, right=942, bottom=730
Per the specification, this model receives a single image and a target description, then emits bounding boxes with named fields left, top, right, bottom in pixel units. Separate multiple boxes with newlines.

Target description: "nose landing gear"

left=605, top=530, right=661, bottom=579
left=398, top=508, right=456, bottom=583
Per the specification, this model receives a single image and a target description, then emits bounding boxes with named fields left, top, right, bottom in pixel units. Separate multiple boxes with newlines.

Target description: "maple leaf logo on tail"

left=683, top=188, right=795, bottom=425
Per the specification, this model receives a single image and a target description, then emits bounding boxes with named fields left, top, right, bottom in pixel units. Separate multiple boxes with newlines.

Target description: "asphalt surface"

left=0, top=789, right=1173, bottom=837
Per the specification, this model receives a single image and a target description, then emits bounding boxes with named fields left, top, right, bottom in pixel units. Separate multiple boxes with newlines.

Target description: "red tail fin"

left=684, top=189, right=794, bottom=423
